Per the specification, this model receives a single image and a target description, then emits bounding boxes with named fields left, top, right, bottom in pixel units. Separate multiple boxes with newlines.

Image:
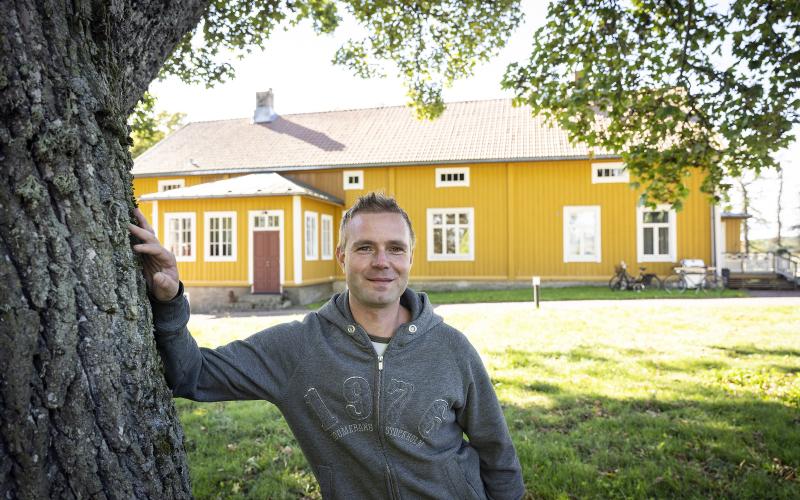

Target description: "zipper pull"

left=378, top=355, right=384, bottom=371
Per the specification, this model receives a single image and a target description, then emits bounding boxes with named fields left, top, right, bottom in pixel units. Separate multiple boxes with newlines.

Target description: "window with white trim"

left=563, top=206, right=601, bottom=262
left=305, top=211, right=318, bottom=260
left=321, top=214, right=333, bottom=260
left=205, top=212, right=236, bottom=261
left=343, top=170, right=364, bottom=190
left=164, top=213, right=196, bottom=262
left=435, top=167, right=470, bottom=187
left=158, top=179, right=185, bottom=191
left=254, top=213, right=280, bottom=229
left=427, top=208, right=474, bottom=261
left=637, top=205, right=676, bottom=262
left=591, top=162, right=629, bottom=184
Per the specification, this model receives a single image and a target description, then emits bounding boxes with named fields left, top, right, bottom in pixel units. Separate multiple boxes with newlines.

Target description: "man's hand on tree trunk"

left=129, top=208, right=181, bottom=302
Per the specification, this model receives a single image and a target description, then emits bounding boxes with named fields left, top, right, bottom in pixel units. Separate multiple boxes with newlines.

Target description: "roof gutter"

left=132, top=154, right=623, bottom=178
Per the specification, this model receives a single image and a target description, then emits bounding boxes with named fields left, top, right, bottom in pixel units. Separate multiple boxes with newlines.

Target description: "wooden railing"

left=721, top=252, right=800, bottom=283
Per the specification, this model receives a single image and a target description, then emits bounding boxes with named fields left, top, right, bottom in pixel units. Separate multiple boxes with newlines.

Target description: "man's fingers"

left=132, top=242, right=169, bottom=257
left=133, top=208, right=155, bottom=234
left=128, top=223, right=159, bottom=244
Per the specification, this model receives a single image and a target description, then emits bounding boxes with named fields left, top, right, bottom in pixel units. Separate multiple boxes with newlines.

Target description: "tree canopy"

left=129, top=92, right=186, bottom=158
left=142, top=0, right=522, bottom=118
left=503, top=0, right=800, bottom=208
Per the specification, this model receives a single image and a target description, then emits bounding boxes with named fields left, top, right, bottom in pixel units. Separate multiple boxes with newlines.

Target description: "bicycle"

left=609, top=261, right=663, bottom=291
left=663, top=265, right=722, bottom=293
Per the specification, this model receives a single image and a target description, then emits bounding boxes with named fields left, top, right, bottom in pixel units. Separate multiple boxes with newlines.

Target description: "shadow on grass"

left=711, top=345, right=800, bottom=358
left=640, top=359, right=730, bottom=373
left=493, top=347, right=612, bottom=367
left=175, top=369, right=799, bottom=499
left=504, top=384, right=800, bottom=500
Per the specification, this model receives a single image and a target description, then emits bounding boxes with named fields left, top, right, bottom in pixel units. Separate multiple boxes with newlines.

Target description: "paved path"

left=432, top=295, right=800, bottom=316
left=197, top=294, right=800, bottom=321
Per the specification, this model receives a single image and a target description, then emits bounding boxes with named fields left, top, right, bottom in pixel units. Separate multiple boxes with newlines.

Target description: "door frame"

left=248, top=210, right=284, bottom=293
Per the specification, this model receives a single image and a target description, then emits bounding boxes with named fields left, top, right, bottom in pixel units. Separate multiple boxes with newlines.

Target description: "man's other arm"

left=455, top=339, right=526, bottom=500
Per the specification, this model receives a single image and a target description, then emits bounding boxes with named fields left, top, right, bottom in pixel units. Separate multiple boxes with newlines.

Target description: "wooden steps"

left=726, top=273, right=798, bottom=290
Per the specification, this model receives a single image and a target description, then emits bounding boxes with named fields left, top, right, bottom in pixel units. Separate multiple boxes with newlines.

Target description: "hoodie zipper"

left=375, top=352, right=399, bottom=498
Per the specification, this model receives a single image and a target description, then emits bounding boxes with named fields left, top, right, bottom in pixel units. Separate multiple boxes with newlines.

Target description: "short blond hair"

left=338, top=192, right=415, bottom=250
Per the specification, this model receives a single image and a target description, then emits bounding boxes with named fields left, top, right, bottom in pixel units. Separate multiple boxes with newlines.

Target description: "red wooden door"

left=253, top=231, right=280, bottom=293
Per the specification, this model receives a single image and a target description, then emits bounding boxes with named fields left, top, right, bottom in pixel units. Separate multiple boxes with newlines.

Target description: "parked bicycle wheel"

left=702, top=273, right=723, bottom=291
left=609, top=275, right=628, bottom=291
left=663, top=274, right=686, bottom=293
left=642, top=274, right=663, bottom=291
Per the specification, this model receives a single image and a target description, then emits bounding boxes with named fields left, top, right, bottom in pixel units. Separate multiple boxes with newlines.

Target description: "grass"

left=179, top=299, right=800, bottom=499
left=306, top=285, right=748, bottom=309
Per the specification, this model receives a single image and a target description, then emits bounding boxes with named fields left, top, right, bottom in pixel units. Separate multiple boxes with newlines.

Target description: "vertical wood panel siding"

left=300, top=197, right=341, bottom=283
left=157, top=196, right=294, bottom=286
left=393, top=163, right=509, bottom=280
left=511, top=161, right=712, bottom=279
left=136, top=162, right=713, bottom=285
left=285, top=170, right=344, bottom=200
left=724, top=219, right=743, bottom=253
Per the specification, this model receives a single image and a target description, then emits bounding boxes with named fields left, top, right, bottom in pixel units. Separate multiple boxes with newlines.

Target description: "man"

left=129, top=193, right=525, bottom=499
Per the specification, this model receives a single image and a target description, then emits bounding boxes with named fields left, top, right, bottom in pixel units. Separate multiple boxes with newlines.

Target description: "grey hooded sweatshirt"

left=152, top=285, right=525, bottom=499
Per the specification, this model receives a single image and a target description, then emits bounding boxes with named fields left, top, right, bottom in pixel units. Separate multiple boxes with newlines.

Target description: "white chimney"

left=253, top=89, right=277, bottom=124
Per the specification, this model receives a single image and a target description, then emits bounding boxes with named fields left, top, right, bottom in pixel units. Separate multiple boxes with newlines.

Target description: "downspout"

left=711, top=203, right=724, bottom=277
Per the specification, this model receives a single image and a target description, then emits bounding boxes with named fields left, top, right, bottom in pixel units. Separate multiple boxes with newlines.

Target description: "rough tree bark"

left=1, top=1, right=211, bottom=497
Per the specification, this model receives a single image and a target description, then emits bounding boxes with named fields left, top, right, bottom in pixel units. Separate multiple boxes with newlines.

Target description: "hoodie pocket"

left=316, top=465, right=334, bottom=499
left=444, top=457, right=482, bottom=500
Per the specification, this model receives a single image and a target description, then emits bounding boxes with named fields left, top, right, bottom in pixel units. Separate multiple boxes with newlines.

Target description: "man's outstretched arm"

left=128, top=209, right=302, bottom=404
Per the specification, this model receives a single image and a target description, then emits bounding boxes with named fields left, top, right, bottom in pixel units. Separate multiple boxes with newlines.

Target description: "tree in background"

left=733, top=175, right=761, bottom=253
left=129, top=92, right=186, bottom=158
left=503, top=0, right=799, bottom=208
left=0, top=1, right=521, bottom=497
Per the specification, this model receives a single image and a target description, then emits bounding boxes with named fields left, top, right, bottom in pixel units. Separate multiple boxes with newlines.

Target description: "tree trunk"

left=738, top=179, right=751, bottom=254
left=1, top=1, right=208, bottom=497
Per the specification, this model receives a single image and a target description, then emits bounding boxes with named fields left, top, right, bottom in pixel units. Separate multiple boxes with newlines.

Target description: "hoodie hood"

left=317, top=288, right=443, bottom=348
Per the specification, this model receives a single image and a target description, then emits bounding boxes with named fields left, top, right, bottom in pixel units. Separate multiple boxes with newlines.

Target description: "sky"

left=148, top=1, right=799, bottom=241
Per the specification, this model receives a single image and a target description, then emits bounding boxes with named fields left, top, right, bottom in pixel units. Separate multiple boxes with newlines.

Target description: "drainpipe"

left=710, top=204, right=717, bottom=271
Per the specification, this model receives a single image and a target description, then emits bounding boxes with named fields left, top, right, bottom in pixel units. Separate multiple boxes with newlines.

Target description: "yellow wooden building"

left=132, top=92, right=741, bottom=309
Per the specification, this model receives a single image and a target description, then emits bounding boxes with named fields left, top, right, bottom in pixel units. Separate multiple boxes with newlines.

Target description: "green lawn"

left=178, top=299, right=799, bottom=499
left=306, top=286, right=747, bottom=309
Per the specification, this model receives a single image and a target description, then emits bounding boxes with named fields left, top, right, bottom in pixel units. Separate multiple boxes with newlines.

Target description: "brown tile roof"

left=132, top=99, right=616, bottom=176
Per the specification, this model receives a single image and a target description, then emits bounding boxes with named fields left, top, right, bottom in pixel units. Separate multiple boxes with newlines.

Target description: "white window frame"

left=427, top=208, right=475, bottom=261
left=637, top=204, right=677, bottom=262
left=158, top=179, right=185, bottom=191
left=563, top=206, right=602, bottom=263
left=304, top=211, right=319, bottom=260
left=204, top=211, right=237, bottom=262
left=343, top=170, right=364, bottom=190
left=435, top=167, right=470, bottom=188
left=321, top=214, right=334, bottom=260
left=591, top=162, right=629, bottom=184
left=164, top=212, right=196, bottom=262
left=248, top=210, right=285, bottom=291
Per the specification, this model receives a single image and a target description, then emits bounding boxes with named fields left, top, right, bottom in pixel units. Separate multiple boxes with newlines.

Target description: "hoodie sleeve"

left=454, top=337, right=525, bottom=500
left=149, top=283, right=303, bottom=405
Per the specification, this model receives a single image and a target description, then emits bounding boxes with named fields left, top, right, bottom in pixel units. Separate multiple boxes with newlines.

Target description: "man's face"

left=336, top=212, right=413, bottom=309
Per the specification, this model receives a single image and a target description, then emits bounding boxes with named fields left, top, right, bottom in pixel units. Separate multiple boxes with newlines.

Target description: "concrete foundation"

left=282, top=281, right=336, bottom=306
left=186, top=279, right=603, bottom=312
left=331, top=279, right=604, bottom=295
left=407, top=279, right=603, bottom=292
left=184, top=286, right=289, bottom=314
